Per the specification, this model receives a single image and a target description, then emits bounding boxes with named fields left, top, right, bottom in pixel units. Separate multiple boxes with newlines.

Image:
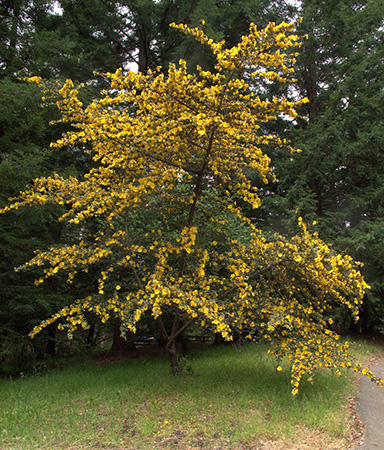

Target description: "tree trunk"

left=86, top=323, right=96, bottom=347
left=167, top=340, right=180, bottom=374
left=138, top=31, right=149, bottom=74
left=45, top=324, right=56, bottom=357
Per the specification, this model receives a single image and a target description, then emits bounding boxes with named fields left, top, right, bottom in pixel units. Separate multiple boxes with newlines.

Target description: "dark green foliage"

left=0, top=79, right=66, bottom=374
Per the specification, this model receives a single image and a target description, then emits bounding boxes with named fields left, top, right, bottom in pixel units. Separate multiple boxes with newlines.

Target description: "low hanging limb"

left=217, top=259, right=288, bottom=302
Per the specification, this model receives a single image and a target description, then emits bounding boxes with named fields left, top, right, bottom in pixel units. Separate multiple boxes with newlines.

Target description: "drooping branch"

left=217, top=260, right=288, bottom=302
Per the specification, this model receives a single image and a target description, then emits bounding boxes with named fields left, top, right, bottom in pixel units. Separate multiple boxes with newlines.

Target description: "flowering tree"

left=1, top=21, right=380, bottom=393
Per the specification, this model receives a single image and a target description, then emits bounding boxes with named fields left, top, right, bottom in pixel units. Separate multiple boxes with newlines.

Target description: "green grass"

left=0, top=339, right=382, bottom=450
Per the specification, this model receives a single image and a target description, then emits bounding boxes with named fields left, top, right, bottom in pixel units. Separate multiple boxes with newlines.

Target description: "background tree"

left=0, top=0, right=98, bottom=372
left=50, top=0, right=296, bottom=76
left=0, top=78, right=63, bottom=372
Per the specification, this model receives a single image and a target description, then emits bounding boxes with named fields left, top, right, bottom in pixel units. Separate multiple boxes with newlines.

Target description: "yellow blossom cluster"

left=1, top=20, right=379, bottom=390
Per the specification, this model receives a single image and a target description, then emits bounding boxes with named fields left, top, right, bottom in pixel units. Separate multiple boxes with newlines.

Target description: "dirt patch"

left=344, top=395, right=365, bottom=448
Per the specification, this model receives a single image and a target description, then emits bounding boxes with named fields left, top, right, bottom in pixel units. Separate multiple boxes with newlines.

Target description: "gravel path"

left=356, top=357, right=384, bottom=449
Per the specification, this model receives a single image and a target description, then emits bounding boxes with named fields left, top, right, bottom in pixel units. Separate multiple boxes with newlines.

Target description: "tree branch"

left=157, top=316, right=169, bottom=341
left=217, top=260, right=288, bottom=301
left=133, top=144, right=200, bottom=175
left=177, top=128, right=216, bottom=277
left=165, top=317, right=195, bottom=351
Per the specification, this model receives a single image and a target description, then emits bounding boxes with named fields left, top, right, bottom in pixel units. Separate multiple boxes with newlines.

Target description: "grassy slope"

left=0, top=339, right=382, bottom=450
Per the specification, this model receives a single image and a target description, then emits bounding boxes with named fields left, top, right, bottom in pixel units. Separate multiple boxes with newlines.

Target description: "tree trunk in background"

left=45, top=325, right=56, bottom=357
left=110, top=320, right=136, bottom=352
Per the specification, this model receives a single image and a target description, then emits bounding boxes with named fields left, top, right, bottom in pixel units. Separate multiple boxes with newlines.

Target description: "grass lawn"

left=0, top=339, right=382, bottom=450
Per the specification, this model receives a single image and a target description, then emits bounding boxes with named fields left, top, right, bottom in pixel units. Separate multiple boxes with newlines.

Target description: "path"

left=356, top=357, right=384, bottom=449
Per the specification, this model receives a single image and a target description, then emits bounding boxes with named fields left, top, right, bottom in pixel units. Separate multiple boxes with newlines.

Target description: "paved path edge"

left=355, top=353, right=384, bottom=449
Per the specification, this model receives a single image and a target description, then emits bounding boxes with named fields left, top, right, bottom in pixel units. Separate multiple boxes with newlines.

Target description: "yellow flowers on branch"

left=1, top=20, right=380, bottom=391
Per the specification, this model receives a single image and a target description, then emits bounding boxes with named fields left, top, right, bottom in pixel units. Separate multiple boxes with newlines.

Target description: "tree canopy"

left=1, top=19, right=380, bottom=393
